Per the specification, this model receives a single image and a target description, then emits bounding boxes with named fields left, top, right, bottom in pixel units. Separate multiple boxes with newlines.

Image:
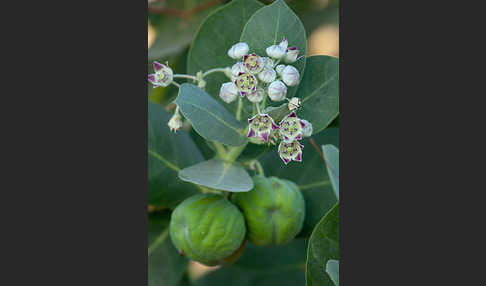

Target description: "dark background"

left=1, top=0, right=481, bottom=285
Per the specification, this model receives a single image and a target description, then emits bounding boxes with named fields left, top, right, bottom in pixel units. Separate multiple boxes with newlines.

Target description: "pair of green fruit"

left=169, top=175, right=306, bottom=266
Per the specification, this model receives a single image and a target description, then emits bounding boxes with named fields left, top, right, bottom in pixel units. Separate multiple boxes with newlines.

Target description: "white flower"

left=258, top=67, right=276, bottom=83
left=279, top=37, right=289, bottom=50
left=247, top=88, right=265, bottom=103
left=283, top=46, right=299, bottom=63
left=275, top=64, right=286, bottom=76
left=262, top=57, right=275, bottom=69
left=219, top=82, right=239, bottom=103
left=148, top=61, right=173, bottom=88
left=228, top=42, right=249, bottom=59
left=168, top=112, right=183, bottom=132
left=231, top=62, right=246, bottom=80
left=301, top=119, right=313, bottom=137
left=281, top=65, right=300, bottom=86
left=266, top=45, right=286, bottom=59
left=268, top=80, right=287, bottom=101
left=288, top=97, right=301, bottom=111
left=243, top=54, right=264, bottom=74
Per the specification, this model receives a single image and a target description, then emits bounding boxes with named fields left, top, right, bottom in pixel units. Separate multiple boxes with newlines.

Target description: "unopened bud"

left=219, top=82, right=238, bottom=103
left=281, top=65, right=300, bottom=86
left=228, top=42, right=249, bottom=59
left=268, top=80, right=287, bottom=101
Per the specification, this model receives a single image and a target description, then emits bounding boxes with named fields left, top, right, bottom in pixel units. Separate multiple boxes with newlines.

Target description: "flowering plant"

left=147, top=1, right=339, bottom=285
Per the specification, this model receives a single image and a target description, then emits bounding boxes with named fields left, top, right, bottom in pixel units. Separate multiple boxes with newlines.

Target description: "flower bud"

left=227, top=42, right=249, bottom=59
left=278, top=140, right=304, bottom=165
left=279, top=37, right=289, bottom=51
left=301, top=119, right=313, bottom=137
left=168, top=112, right=183, bottom=132
left=219, top=82, right=238, bottom=103
left=258, top=67, right=276, bottom=83
left=148, top=61, right=173, bottom=88
left=242, top=54, right=264, bottom=74
left=266, top=45, right=286, bottom=59
left=288, top=97, right=301, bottom=111
left=262, top=57, right=275, bottom=69
left=247, top=88, right=265, bottom=103
left=275, top=64, right=286, bottom=76
left=281, top=65, right=300, bottom=86
left=268, top=80, right=287, bottom=101
left=248, top=113, right=279, bottom=142
left=283, top=46, right=299, bottom=63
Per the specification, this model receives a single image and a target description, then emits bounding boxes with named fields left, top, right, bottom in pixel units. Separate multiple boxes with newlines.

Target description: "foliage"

left=148, top=0, right=339, bottom=285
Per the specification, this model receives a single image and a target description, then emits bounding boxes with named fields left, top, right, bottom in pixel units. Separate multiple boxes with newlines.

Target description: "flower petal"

left=294, top=152, right=302, bottom=162
left=260, top=132, right=269, bottom=142
left=248, top=129, right=255, bottom=138
left=153, top=61, right=163, bottom=72
left=148, top=74, right=156, bottom=83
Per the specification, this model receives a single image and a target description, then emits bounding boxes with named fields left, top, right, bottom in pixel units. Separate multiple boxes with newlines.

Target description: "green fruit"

left=232, top=175, right=305, bottom=246
left=169, top=193, right=246, bottom=266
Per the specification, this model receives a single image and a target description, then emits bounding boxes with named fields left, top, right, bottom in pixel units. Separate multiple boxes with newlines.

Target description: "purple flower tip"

left=288, top=46, right=297, bottom=50
left=153, top=61, right=163, bottom=72
left=295, top=152, right=302, bottom=162
left=261, top=132, right=269, bottom=142
left=289, top=112, right=297, bottom=118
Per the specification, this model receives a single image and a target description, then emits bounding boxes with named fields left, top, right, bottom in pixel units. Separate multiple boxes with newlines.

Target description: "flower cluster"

left=219, top=38, right=301, bottom=104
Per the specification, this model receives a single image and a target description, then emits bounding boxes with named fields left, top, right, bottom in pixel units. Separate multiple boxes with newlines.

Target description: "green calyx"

left=169, top=193, right=246, bottom=266
left=232, top=175, right=305, bottom=246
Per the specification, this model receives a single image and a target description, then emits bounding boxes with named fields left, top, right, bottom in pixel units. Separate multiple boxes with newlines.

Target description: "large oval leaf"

left=296, top=55, right=339, bottom=135
left=306, top=204, right=339, bottom=286
left=187, top=0, right=264, bottom=114
left=240, top=0, right=307, bottom=99
left=176, top=83, right=248, bottom=146
left=179, top=158, right=253, bottom=192
left=148, top=211, right=188, bottom=286
left=259, top=128, right=339, bottom=237
left=326, top=260, right=339, bottom=286
left=148, top=101, right=204, bottom=208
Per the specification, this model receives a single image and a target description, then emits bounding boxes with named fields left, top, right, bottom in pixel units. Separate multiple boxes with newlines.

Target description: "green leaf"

left=148, top=211, right=188, bottom=286
left=176, top=83, right=248, bottom=146
left=259, top=128, right=339, bottom=237
left=194, top=265, right=305, bottom=286
left=148, top=101, right=204, bottom=208
left=235, top=239, right=307, bottom=271
left=326, top=260, right=339, bottom=286
left=187, top=0, right=264, bottom=116
left=179, top=158, right=253, bottom=192
left=148, top=0, right=219, bottom=61
left=296, top=56, right=339, bottom=135
left=306, top=204, right=339, bottom=286
left=240, top=0, right=307, bottom=98
left=322, top=145, right=339, bottom=199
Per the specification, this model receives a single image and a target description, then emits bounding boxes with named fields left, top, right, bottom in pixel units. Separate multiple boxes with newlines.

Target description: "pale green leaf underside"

left=322, top=144, right=339, bottom=199
left=326, top=260, right=339, bottom=286
left=296, top=55, right=339, bottom=135
left=178, top=158, right=254, bottom=192
left=176, top=83, right=247, bottom=146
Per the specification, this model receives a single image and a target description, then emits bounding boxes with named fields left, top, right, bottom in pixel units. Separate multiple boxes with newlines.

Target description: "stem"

left=225, top=142, right=248, bottom=162
left=254, top=160, right=264, bottom=176
left=213, top=141, right=227, bottom=159
left=173, top=74, right=197, bottom=81
left=171, top=81, right=181, bottom=88
left=255, top=102, right=261, bottom=114
left=203, top=68, right=228, bottom=78
left=236, top=97, right=243, bottom=120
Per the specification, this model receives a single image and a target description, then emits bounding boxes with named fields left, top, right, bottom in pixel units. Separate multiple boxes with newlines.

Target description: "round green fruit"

left=169, top=193, right=246, bottom=266
left=232, top=175, right=305, bottom=246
